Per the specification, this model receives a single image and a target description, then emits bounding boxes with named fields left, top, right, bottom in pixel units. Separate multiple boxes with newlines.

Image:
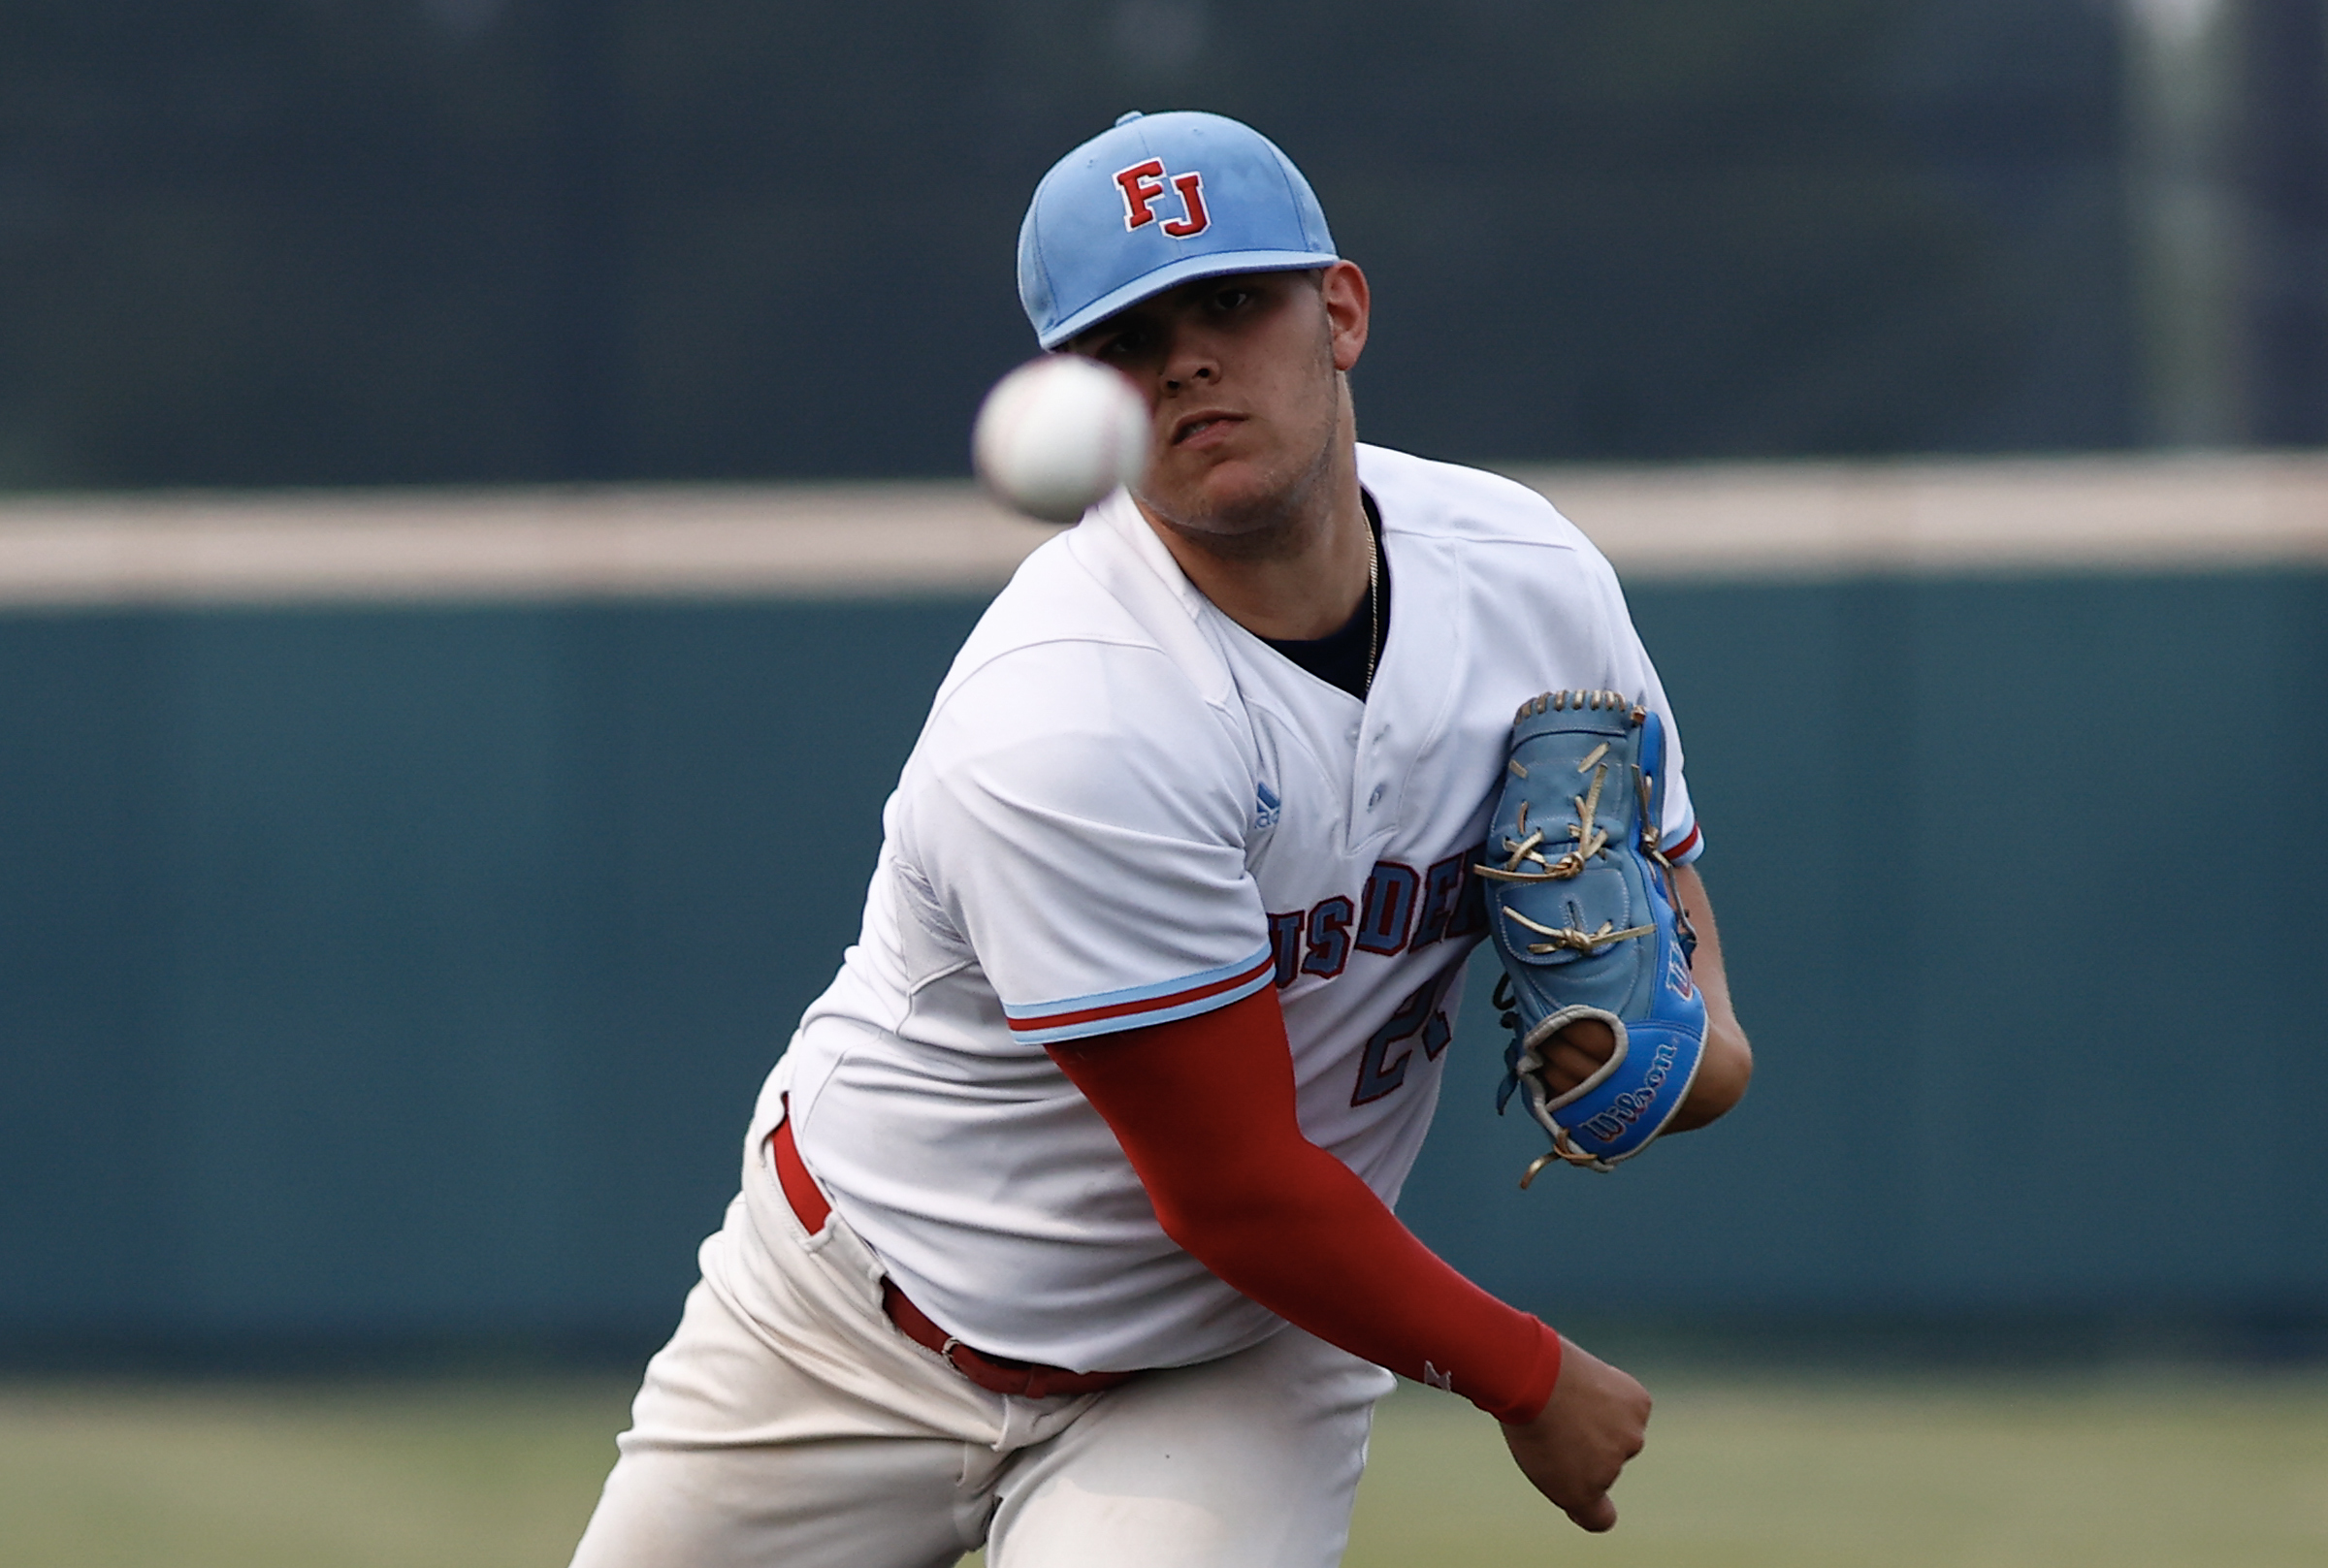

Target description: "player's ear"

left=1319, top=261, right=1370, bottom=373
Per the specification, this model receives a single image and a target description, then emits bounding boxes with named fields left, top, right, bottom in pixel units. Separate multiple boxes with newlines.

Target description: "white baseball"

left=972, top=356, right=1151, bottom=524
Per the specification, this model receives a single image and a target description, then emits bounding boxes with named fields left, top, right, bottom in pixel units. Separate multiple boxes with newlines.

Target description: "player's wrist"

left=1485, top=1319, right=1566, bottom=1426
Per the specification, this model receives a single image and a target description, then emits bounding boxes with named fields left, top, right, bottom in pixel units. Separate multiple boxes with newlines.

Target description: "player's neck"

left=1135, top=426, right=1370, bottom=643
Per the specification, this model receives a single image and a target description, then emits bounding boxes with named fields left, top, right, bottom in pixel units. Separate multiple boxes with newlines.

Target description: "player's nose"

left=1158, top=326, right=1221, bottom=394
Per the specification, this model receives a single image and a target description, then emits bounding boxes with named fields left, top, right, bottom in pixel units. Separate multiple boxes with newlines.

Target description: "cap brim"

left=1037, top=248, right=1341, bottom=349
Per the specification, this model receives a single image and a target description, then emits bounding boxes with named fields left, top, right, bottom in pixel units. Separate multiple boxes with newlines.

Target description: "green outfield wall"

left=3, top=572, right=2324, bottom=1360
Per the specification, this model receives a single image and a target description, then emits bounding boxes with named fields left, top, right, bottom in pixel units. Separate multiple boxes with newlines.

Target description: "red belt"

left=770, top=1115, right=1136, bottom=1400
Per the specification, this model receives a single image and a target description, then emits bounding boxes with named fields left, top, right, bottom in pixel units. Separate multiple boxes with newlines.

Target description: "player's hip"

left=690, top=1085, right=1101, bottom=1454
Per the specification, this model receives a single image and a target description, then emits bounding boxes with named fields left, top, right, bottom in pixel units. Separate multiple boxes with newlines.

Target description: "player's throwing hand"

left=1500, top=1336, right=1652, bottom=1532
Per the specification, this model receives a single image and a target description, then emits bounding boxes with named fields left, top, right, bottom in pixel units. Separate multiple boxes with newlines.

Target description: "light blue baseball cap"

left=1018, top=111, right=1339, bottom=349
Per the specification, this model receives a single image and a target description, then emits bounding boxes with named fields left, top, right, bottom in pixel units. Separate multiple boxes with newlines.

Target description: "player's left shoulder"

left=1355, top=444, right=1605, bottom=563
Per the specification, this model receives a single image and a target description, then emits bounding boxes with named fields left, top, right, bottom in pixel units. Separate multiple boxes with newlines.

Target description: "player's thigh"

left=986, top=1327, right=1396, bottom=1568
left=568, top=1279, right=989, bottom=1568
left=571, top=1435, right=983, bottom=1568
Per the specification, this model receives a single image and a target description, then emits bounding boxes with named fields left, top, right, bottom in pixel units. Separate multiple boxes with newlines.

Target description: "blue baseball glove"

left=1478, top=688, right=1705, bottom=1181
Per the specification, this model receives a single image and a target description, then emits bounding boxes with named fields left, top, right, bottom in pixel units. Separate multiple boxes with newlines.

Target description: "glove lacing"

left=1476, top=756, right=1655, bottom=955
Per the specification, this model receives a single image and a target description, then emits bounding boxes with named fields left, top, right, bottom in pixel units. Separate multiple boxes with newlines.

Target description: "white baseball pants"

left=566, top=1099, right=1394, bottom=1568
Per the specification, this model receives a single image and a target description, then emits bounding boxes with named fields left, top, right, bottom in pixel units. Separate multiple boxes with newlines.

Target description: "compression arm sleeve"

left=1047, top=985, right=1564, bottom=1424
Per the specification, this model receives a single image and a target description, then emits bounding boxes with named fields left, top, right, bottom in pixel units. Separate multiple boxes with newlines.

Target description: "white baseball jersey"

left=778, top=442, right=1702, bottom=1374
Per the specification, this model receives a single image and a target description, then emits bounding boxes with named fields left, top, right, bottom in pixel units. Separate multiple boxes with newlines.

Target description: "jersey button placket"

left=1365, top=719, right=1394, bottom=812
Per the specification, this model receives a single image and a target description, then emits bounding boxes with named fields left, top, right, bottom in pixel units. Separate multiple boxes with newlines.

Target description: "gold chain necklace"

left=1363, top=515, right=1381, bottom=693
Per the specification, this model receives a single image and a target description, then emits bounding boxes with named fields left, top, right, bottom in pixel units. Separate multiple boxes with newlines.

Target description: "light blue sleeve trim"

left=1008, top=960, right=1277, bottom=1046
left=1000, top=943, right=1276, bottom=1022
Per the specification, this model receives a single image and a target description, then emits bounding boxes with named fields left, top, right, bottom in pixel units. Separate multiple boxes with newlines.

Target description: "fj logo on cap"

left=1113, top=159, right=1210, bottom=238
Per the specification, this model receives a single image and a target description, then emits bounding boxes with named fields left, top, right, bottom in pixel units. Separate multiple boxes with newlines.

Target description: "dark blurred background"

left=1, top=0, right=2322, bottom=491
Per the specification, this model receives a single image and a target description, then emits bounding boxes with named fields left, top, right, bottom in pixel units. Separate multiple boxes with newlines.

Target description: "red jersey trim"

left=1004, top=949, right=1277, bottom=1040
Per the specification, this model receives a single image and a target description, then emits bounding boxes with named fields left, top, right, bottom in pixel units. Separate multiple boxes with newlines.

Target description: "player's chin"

left=1149, top=453, right=1286, bottom=525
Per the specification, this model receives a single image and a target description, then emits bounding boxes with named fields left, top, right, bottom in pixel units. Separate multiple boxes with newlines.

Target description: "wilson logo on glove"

left=1577, top=1041, right=1679, bottom=1143
left=1665, top=947, right=1697, bottom=1003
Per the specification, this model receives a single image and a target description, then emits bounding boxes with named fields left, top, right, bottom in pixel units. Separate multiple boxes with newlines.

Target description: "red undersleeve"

left=1047, top=986, right=1563, bottom=1424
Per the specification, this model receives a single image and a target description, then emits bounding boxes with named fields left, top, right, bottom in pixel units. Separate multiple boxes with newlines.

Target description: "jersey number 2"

left=1350, top=971, right=1455, bottom=1106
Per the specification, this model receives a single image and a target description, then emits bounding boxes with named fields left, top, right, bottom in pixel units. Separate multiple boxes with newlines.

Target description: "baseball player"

left=569, top=110, right=1751, bottom=1568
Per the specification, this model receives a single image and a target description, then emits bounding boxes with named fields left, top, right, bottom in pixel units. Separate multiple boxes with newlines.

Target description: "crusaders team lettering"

left=1113, top=158, right=1211, bottom=237
left=1266, top=849, right=1488, bottom=988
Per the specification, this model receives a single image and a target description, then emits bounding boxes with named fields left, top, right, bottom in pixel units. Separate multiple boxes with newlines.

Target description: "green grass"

left=1, top=1369, right=2322, bottom=1566
left=0, top=1379, right=635, bottom=1568
left=1344, top=1371, right=2328, bottom=1568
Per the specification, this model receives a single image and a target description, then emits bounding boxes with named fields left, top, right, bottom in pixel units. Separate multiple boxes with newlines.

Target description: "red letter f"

left=1115, top=159, right=1167, bottom=230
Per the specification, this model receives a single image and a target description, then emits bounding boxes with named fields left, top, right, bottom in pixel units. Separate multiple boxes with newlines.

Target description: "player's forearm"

left=1669, top=1018, right=1751, bottom=1131
left=1666, top=862, right=1751, bottom=1132
left=1050, top=987, right=1563, bottom=1424
left=1148, top=1134, right=1562, bottom=1422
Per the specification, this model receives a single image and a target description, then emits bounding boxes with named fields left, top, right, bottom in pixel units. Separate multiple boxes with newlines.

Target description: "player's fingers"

left=1540, top=1040, right=1607, bottom=1092
left=1550, top=1018, right=1616, bottom=1065
left=1565, top=1493, right=1619, bottom=1533
left=1588, top=1440, right=1637, bottom=1492
left=1534, top=1020, right=1619, bottom=1092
